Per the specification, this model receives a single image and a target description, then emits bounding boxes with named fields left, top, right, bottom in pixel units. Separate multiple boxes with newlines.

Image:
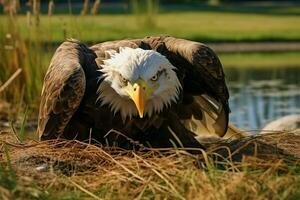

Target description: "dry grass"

left=1, top=131, right=300, bottom=200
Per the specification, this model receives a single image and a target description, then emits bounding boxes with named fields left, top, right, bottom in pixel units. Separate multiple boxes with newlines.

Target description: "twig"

left=68, top=179, right=103, bottom=200
left=0, top=68, right=22, bottom=93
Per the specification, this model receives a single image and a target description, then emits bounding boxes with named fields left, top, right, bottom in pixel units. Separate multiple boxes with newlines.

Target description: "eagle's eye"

left=151, top=74, right=158, bottom=81
left=119, top=75, right=128, bottom=85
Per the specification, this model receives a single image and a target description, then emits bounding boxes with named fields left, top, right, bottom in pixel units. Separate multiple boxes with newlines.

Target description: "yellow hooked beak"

left=125, top=80, right=153, bottom=118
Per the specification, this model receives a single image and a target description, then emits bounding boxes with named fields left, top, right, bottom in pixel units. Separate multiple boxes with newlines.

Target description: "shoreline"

left=208, top=42, right=300, bottom=53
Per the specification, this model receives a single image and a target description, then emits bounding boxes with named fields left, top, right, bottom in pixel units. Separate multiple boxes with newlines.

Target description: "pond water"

left=225, top=67, right=300, bottom=132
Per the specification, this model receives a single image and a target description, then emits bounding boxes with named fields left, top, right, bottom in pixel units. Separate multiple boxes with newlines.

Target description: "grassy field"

left=220, top=52, right=300, bottom=68
left=1, top=11, right=300, bottom=43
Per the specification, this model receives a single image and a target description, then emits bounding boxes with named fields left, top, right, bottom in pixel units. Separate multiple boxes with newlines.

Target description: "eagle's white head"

left=98, top=47, right=181, bottom=120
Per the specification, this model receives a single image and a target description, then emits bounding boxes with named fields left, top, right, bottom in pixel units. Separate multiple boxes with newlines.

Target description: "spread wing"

left=91, top=36, right=230, bottom=137
left=142, top=36, right=230, bottom=137
left=37, top=40, right=89, bottom=140
left=38, top=36, right=229, bottom=141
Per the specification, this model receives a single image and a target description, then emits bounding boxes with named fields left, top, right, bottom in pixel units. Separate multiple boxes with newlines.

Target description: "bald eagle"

left=37, top=36, right=229, bottom=150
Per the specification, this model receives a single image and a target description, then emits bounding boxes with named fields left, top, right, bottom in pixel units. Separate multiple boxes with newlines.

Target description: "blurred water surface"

left=225, top=66, right=300, bottom=131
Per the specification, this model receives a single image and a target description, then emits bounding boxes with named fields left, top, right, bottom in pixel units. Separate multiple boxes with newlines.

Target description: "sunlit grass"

left=0, top=17, right=47, bottom=108
left=221, top=52, right=300, bottom=68
left=0, top=11, right=300, bottom=43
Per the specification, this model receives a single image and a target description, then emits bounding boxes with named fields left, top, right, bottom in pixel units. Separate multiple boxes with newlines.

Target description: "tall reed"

left=0, top=1, right=159, bottom=110
left=0, top=11, right=46, bottom=110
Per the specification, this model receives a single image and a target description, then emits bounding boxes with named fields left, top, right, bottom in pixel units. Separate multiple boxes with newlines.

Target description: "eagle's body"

left=38, top=36, right=229, bottom=150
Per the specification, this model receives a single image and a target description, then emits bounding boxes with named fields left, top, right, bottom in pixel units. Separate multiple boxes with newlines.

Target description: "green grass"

left=220, top=52, right=300, bottom=68
left=1, top=11, right=300, bottom=43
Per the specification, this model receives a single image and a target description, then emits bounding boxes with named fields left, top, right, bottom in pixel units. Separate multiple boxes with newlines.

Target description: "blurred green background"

left=0, top=0, right=300, bottom=130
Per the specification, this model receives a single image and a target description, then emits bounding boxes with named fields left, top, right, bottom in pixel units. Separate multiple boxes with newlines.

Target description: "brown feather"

left=38, top=36, right=230, bottom=150
left=37, top=40, right=89, bottom=139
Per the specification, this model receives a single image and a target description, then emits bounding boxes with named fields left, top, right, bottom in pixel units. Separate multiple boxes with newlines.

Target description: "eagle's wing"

left=37, top=40, right=89, bottom=140
left=142, top=36, right=230, bottom=137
